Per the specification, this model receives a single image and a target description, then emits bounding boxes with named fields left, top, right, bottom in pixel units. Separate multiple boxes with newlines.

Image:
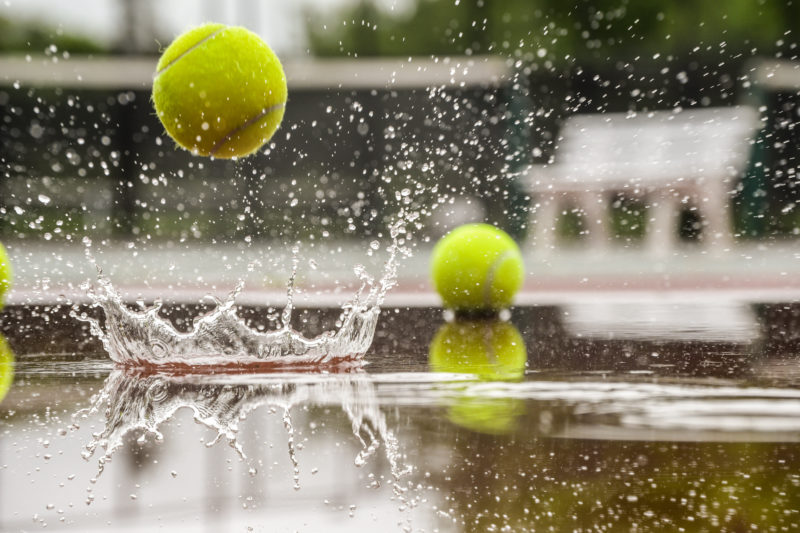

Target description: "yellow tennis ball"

left=152, top=23, right=287, bottom=159
left=0, top=334, right=14, bottom=405
left=431, top=224, right=524, bottom=312
left=0, top=242, right=12, bottom=310
left=429, top=320, right=527, bottom=434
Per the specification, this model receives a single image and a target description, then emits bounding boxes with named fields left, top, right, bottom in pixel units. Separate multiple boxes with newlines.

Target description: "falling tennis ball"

left=0, top=242, right=12, bottom=310
left=429, top=320, right=526, bottom=434
left=431, top=224, right=524, bottom=312
left=0, top=335, right=14, bottom=405
left=152, top=23, right=287, bottom=159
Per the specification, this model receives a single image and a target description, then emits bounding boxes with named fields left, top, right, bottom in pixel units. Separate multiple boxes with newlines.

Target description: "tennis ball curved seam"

left=209, top=101, right=286, bottom=156
left=483, top=249, right=516, bottom=308
left=154, top=27, right=285, bottom=157
left=430, top=223, right=524, bottom=311
left=152, top=24, right=287, bottom=159
left=155, top=28, right=224, bottom=76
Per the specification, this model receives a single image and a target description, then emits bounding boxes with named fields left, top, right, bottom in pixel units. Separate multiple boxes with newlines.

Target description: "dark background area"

left=3, top=0, right=800, bottom=243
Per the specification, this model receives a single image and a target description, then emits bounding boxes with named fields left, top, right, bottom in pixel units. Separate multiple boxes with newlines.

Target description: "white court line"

left=7, top=286, right=800, bottom=308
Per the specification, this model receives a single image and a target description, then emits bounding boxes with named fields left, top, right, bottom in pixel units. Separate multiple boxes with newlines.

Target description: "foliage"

left=0, top=16, right=105, bottom=54
left=307, top=0, right=797, bottom=64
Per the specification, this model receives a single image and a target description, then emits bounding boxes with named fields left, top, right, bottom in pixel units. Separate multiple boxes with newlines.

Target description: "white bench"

left=524, top=106, right=761, bottom=254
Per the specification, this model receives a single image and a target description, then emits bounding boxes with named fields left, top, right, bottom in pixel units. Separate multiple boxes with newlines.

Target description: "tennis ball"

left=0, top=242, right=11, bottom=310
left=431, top=224, right=524, bottom=312
left=0, top=335, right=14, bottom=405
left=152, top=23, right=287, bottom=159
left=429, top=320, right=526, bottom=434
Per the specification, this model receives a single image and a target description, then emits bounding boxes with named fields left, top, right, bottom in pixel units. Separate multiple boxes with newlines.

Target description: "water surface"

left=1, top=302, right=800, bottom=532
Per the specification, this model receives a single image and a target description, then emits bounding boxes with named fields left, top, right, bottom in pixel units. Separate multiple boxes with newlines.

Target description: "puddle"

left=3, top=304, right=800, bottom=531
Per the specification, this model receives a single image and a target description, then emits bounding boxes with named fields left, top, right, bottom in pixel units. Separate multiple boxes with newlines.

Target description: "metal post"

left=498, top=69, right=534, bottom=242
left=739, top=85, right=772, bottom=239
left=112, top=94, right=138, bottom=238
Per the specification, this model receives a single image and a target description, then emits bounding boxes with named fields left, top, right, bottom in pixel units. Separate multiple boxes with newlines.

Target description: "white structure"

left=0, top=54, right=511, bottom=90
left=562, top=299, right=760, bottom=343
left=524, top=106, right=762, bottom=254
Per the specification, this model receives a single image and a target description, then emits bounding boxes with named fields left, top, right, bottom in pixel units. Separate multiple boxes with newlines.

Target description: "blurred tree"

left=307, top=0, right=794, bottom=63
left=307, top=0, right=800, bottom=240
left=0, top=16, right=105, bottom=54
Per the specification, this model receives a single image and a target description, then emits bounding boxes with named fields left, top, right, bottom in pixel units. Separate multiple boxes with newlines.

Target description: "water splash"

left=282, top=407, right=301, bottom=490
left=72, top=222, right=408, bottom=367
left=75, top=369, right=409, bottom=487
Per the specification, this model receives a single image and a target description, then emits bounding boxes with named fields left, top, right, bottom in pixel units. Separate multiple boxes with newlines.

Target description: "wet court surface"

left=2, top=301, right=800, bottom=532
left=8, top=242, right=800, bottom=306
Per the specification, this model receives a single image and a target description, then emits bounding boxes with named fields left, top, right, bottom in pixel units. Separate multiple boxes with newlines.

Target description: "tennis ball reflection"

left=0, top=334, right=14, bottom=405
left=429, top=320, right=526, bottom=434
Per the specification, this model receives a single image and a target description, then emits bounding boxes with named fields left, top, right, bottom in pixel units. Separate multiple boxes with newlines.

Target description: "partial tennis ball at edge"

left=0, top=335, right=14, bottom=405
left=431, top=224, right=524, bottom=311
left=152, top=23, right=287, bottom=159
left=0, top=242, right=12, bottom=310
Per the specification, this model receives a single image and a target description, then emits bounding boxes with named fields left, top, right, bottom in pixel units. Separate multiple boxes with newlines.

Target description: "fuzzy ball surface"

left=152, top=23, right=287, bottom=159
left=431, top=224, right=524, bottom=311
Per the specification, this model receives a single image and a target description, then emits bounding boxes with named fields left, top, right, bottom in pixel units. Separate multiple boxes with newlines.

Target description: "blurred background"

left=4, top=4, right=800, bottom=532
left=3, top=0, right=800, bottom=299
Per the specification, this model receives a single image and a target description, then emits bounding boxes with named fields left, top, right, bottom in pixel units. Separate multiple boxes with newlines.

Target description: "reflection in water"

left=415, top=319, right=800, bottom=532
left=447, top=379, right=800, bottom=441
left=4, top=342, right=800, bottom=530
left=8, top=306, right=800, bottom=530
left=75, top=369, right=411, bottom=506
left=562, top=299, right=760, bottom=342
left=751, top=356, right=800, bottom=388
left=429, top=320, right=527, bottom=434
left=0, top=334, right=14, bottom=405
left=416, top=426, right=800, bottom=533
